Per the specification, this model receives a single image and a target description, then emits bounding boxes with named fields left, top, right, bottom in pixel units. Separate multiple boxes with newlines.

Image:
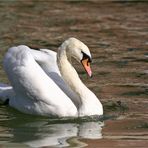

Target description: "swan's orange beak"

left=81, top=58, right=92, bottom=77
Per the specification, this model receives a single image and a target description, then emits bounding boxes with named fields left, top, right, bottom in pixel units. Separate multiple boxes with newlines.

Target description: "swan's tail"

left=0, top=83, right=14, bottom=103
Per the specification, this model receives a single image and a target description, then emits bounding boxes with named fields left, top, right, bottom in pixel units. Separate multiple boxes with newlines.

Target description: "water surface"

left=0, top=1, right=148, bottom=147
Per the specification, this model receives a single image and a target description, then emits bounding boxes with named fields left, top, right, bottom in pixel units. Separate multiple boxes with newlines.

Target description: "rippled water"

left=0, top=1, right=148, bottom=147
left=0, top=106, right=104, bottom=147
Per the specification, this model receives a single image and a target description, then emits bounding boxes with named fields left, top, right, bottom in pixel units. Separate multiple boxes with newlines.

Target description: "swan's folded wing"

left=3, top=45, right=76, bottom=109
left=29, top=48, right=80, bottom=107
left=30, top=48, right=60, bottom=75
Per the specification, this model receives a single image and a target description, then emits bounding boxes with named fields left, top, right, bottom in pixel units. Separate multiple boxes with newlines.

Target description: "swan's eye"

left=81, top=51, right=92, bottom=63
left=81, top=51, right=92, bottom=77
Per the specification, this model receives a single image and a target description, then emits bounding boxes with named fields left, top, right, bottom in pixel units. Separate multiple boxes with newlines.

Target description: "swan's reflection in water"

left=12, top=119, right=103, bottom=147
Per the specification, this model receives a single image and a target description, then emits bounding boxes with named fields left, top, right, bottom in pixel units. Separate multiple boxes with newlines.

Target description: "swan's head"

left=61, top=37, right=92, bottom=77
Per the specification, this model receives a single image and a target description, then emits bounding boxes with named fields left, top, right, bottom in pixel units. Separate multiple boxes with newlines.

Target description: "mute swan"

left=0, top=38, right=103, bottom=117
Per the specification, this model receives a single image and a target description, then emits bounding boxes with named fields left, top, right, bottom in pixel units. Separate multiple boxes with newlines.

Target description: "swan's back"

left=30, top=48, right=60, bottom=75
left=30, top=48, right=81, bottom=108
left=3, top=45, right=77, bottom=117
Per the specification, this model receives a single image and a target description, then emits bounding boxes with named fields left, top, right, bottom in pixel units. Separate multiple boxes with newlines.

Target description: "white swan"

left=0, top=38, right=103, bottom=117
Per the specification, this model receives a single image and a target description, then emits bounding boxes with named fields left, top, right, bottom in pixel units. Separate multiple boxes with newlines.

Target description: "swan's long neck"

left=57, top=47, right=103, bottom=116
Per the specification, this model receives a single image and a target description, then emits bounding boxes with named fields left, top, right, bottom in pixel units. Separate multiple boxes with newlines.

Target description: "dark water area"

left=0, top=1, right=148, bottom=147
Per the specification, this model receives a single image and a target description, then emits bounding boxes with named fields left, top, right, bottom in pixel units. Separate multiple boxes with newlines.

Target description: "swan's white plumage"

left=2, top=45, right=77, bottom=117
left=0, top=38, right=103, bottom=117
left=30, top=48, right=81, bottom=107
